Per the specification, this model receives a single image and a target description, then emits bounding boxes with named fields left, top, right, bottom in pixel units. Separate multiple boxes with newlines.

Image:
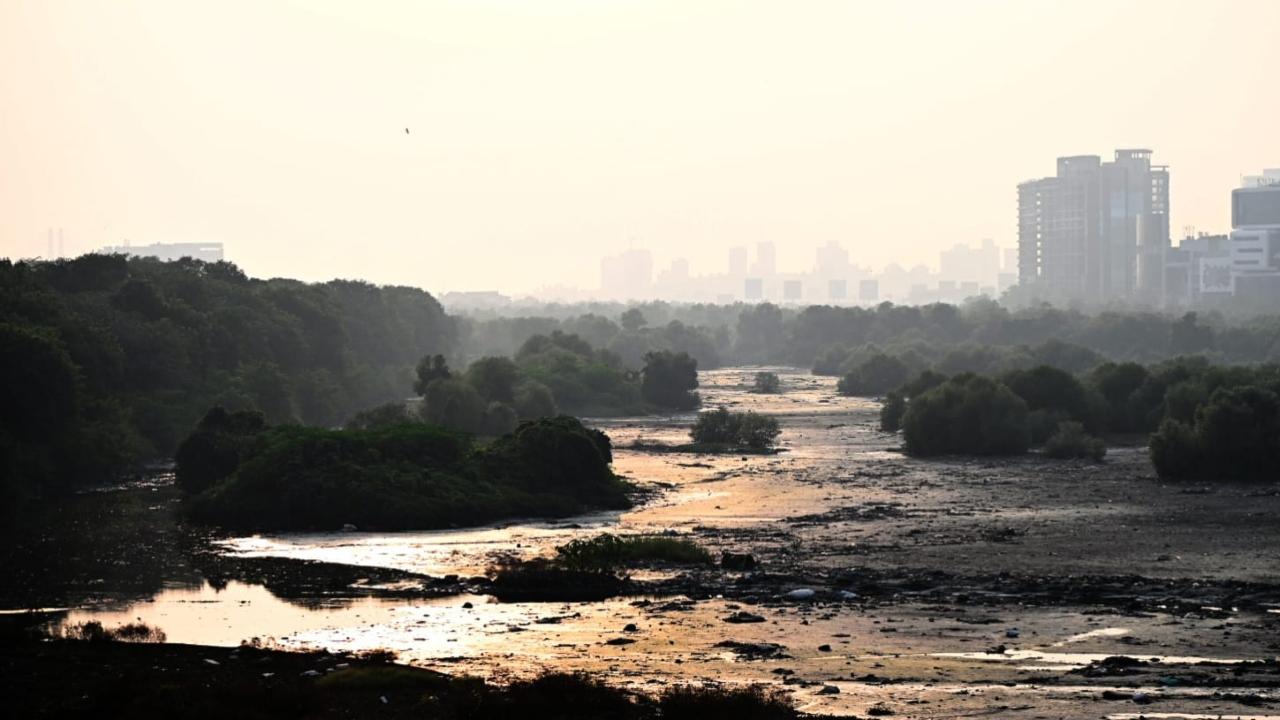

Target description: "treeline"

left=454, top=298, right=1280, bottom=372
left=0, top=255, right=455, bottom=502
left=875, top=357, right=1280, bottom=479
left=353, top=339, right=702, bottom=436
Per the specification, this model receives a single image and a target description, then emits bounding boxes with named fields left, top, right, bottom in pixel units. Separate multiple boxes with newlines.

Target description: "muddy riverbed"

left=6, top=367, right=1280, bottom=718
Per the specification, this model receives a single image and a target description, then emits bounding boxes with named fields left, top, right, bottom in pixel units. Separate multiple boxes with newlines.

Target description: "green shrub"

left=61, top=621, right=166, bottom=643
left=344, top=402, right=413, bottom=430
left=514, top=380, right=558, bottom=419
left=173, top=407, right=267, bottom=494
left=1002, top=365, right=1106, bottom=441
left=751, top=372, right=781, bottom=394
left=555, top=533, right=711, bottom=569
left=836, top=353, right=909, bottom=396
left=641, top=350, right=700, bottom=410
left=185, top=417, right=631, bottom=530
left=488, top=559, right=626, bottom=602
left=658, top=684, right=796, bottom=720
left=1043, top=420, right=1106, bottom=460
left=880, top=392, right=906, bottom=432
left=689, top=407, right=781, bottom=450
left=901, top=374, right=1030, bottom=456
left=1150, top=385, right=1280, bottom=479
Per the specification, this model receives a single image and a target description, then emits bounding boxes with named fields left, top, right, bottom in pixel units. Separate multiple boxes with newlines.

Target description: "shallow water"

left=42, top=367, right=1280, bottom=717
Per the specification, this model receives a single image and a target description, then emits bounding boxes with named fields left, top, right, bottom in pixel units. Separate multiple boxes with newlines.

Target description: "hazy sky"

left=2, top=1, right=1277, bottom=293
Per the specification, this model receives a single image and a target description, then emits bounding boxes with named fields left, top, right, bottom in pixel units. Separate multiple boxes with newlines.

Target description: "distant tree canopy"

left=0, top=255, right=457, bottom=501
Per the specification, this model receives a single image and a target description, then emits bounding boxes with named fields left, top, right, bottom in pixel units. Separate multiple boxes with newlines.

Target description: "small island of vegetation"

left=178, top=412, right=630, bottom=531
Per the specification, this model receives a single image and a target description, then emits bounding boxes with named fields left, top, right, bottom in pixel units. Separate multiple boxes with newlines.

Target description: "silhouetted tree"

left=620, top=308, right=647, bottom=333
left=641, top=350, right=700, bottom=410
left=414, top=355, right=452, bottom=395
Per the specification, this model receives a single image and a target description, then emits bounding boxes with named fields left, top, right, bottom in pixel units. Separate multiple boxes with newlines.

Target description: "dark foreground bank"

left=0, top=636, right=816, bottom=720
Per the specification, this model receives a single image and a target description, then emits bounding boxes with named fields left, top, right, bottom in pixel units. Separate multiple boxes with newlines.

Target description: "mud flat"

left=6, top=367, right=1279, bottom=718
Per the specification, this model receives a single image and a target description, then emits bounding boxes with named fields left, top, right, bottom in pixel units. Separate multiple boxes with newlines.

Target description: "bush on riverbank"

left=488, top=558, right=628, bottom=602
left=555, top=533, right=712, bottom=569
left=173, top=407, right=268, bottom=494
left=751, top=371, right=781, bottom=394
left=1150, top=385, right=1280, bottom=480
left=901, top=374, right=1030, bottom=456
left=1042, top=421, right=1107, bottom=461
left=184, top=416, right=631, bottom=530
left=689, top=407, right=781, bottom=450
left=61, top=621, right=167, bottom=643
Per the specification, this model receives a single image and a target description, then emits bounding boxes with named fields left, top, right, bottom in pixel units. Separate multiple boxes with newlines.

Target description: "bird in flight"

left=405, top=128, right=410, bottom=134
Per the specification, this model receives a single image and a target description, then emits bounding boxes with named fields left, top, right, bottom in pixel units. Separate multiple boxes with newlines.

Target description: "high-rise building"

left=728, top=246, right=748, bottom=277
left=828, top=278, right=847, bottom=300
left=752, top=242, right=776, bottom=277
left=939, top=238, right=999, bottom=287
left=782, top=280, right=802, bottom=301
left=859, top=278, right=879, bottom=302
left=1229, top=169, right=1280, bottom=300
left=1017, top=149, right=1169, bottom=303
left=599, top=249, right=653, bottom=300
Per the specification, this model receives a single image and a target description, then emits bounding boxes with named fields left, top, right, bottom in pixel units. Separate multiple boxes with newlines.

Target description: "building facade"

left=1229, top=170, right=1280, bottom=300
left=1017, top=149, right=1169, bottom=304
left=99, top=241, right=225, bottom=263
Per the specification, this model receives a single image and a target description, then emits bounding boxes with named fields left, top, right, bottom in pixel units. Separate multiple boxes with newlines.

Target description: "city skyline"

left=3, top=1, right=1279, bottom=295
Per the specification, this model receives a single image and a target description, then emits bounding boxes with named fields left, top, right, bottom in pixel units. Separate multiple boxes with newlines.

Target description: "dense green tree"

left=465, top=356, right=520, bottom=404
left=1001, top=365, right=1104, bottom=441
left=901, top=375, right=1030, bottom=456
left=414, top=354, right=452, bottom=395
left=752, top=371, right=781, bottom=394
left=514, top=381, right=558, bottom=419
left=1170, top=312, right=1214, bottom=355
left=419, top=378, right=488, bottom=434
left=689, top=407, right=781, bottom=450
left=1088, top=361, right=1150, bottom=432
left=641, top=351, right=700, bottom=410
left=620, top=308, right=647, bottom=332
left=837, top=353, right=909, bottom=396
left=345, top=402, right=414, bottom=430
left=1151, top=385, right=1280, bottom=480
left=174, top=407, right=268, bottom=495
left=1043, top=421, right=1106, bottom=461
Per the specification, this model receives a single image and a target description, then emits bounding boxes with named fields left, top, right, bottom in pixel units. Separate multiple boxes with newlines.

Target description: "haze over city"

left=3, top=0, right=1278, bottom=295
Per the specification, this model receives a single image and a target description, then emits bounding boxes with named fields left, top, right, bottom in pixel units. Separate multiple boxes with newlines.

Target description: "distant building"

left=859, top=278, right=879, bottom=302
left=939, top=238, right=999, bottom=287
left=728, top=246, right=748, bottom=277
left=744, top=277, right=764, bottom=300
left=1164, top=233, right=1231, bottom=306
left=1230, top=169, right=1280, bottom=301
left=99, top=241, right=224, bottom=263
left=1017, top=149, right=1169, bottom=303
left=828, top=278, right=847, bottom=300
left=782, top=279, right=802, bottom=301
left=440, top=291, right=511, bottom=311
left=600, top=249, right=653, bottom=300
left=750, top=242, right=777, bottom=278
